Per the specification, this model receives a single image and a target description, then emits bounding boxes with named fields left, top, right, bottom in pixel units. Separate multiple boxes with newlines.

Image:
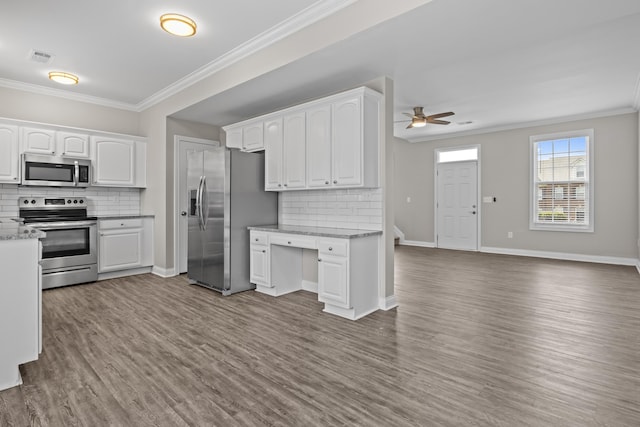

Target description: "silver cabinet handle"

left=318, top=258, right=322, bottom=262
left=287, top=241, right=291, bottom=244
left=325, top=181, right=329, bottom=185
left=328, top=247, right=333, bottom=251
left=255, top=238, right=259, bottom=241
left=333, top=180, right=337, bottom=184
left=262, top=250, right=266, bottom=253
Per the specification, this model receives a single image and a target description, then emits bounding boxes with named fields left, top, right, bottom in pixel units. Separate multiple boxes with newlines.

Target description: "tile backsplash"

left=279, top=188, right=383, bottom=230
left=0, top=185, right=141, bottom=218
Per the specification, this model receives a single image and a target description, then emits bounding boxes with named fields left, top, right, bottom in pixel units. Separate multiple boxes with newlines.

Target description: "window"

left=530, top=129, right=593, bottom=232
left=437, top=147, right=478, bottom=163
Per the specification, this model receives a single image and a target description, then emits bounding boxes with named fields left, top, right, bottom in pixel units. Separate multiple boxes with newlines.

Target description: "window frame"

left=529, top=129, right=594, bottom=232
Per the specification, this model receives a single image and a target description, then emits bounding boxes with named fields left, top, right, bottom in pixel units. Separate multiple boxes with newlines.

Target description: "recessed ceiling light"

left=160, top=13, right=197, bottom=37
left=48, top=71, right=79, bottom=85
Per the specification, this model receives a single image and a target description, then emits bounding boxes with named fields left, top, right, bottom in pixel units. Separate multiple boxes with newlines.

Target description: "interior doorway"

left=174, top=136, right=220, bottom=274
left=435, top=146, right=479, bottom=251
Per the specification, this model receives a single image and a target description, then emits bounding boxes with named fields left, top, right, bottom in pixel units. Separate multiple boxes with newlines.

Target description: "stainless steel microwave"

left=22, top=154, right=91, bottom=187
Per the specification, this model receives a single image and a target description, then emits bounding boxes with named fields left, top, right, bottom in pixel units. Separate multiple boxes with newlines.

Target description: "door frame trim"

left=173, top=135, right=220, bottom=275
left=433, top=144, right=481, bottom=251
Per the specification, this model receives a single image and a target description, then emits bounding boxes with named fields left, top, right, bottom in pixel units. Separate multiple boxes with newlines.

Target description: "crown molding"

left=135, top=0, right=357, bottom=111
left=406, top=107, right=638, bottom=143
left=0, top=77, right=138, bottom=111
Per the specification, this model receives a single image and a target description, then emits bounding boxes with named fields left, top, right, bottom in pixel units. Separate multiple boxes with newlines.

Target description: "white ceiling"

left=2, top=0, right=640, bottom=142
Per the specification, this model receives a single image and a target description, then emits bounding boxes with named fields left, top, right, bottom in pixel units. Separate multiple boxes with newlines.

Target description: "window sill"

left=529, top=223, right=593, bottom=233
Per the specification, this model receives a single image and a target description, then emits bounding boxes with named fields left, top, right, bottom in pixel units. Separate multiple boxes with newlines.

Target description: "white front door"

left=175, top=137, right=220, bottom=274
left=436, top=160, right=478, bottom=250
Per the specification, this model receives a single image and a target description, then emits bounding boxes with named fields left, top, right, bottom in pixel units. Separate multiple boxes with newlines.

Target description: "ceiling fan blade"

left=426, top=111, right=454, bottom=120
left=427, top=119, right=451, bottom=125
left=406, top=123, right=414, bottom=129
left=402, top=112, right=415, bottom=118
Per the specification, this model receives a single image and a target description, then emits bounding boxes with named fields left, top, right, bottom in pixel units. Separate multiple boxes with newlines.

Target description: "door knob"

left=181, top=211, right=187, bottom=216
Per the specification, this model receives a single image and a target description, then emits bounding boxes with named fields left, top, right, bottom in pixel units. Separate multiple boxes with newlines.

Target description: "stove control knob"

left=73, top=199, right=78, bottom=204
left=31, top=199, right=36, bottom=204
left=23, top=200, right=29, bottom=204
left=79, top=200, right=84, bottom=204
left=67, top=200, right=72, bottom=204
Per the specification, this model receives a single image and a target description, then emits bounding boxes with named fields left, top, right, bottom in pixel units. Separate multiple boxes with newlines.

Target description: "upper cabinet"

left=91, top=137, right=146, bottom=188
left=224, top=86, right=381, bottom=192
left=22, top=127, right=89, bottom=158
left=0, top=124, right=20, bottom=183
left=223, top=120, right=264, bottom=152
left=56, top=132, right=90, bottom=158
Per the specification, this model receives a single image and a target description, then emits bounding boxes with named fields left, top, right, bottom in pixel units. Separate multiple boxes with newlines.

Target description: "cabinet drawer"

left=250, top=232, right=268, bottom=246
left=100, top=218, right=143, bottom=230
left=318, top=240, right=348, bottom=256
left=269, top=234, right=317, bottom=249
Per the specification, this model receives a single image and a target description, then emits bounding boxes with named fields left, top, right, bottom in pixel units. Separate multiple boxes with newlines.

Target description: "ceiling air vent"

left=29, top=49, right=54, bottom=64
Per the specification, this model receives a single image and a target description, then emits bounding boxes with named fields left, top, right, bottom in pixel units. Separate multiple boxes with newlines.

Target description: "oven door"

left=28, top=221, right=97, bottom=270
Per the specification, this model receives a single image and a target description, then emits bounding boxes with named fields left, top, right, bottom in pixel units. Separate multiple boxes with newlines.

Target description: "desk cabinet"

left=249, top=229, right=379, bottom=320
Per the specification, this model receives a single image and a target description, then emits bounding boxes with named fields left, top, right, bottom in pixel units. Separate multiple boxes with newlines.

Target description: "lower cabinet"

left=98, top=217, right=153, bottom=274
left=249, top=229, right=379, bottom=320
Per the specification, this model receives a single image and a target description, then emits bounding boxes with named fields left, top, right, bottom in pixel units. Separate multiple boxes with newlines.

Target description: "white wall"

left=395, top=112, right=639, bottom=260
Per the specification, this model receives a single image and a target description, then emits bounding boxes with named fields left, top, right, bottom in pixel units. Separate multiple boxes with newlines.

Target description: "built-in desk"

left=248, top=225, right=381, bottom=320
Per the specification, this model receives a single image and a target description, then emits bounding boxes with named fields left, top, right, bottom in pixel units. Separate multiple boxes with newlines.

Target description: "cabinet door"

left=306, top=105, right=332, bottom=188
left=99, top=228, right=143, bottom=272
left=283, top=111, right=306, bottom=189
left=57, top=132, right=89, bottom=158
left=225, top=127, right=243, bottom=149
left=250, top=244, right=270, bottom=286
left=264, top=117, right=283, bottom=191
left=93, top=137, right=135, bottom=186
left=318, top=254, right=349, bottom=308
left=332, top=97, right=362, bottom=186
left=243, top=122, right=264, bottom=152
left=0, top=124, right=20, bottom=183
left=22, top=127, right=56, bottom=155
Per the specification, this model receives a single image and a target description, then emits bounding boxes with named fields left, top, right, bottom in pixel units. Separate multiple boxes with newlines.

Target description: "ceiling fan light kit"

left=48, top=71, right=79, bottom=85
left=160, top=13, right=197, bottom=37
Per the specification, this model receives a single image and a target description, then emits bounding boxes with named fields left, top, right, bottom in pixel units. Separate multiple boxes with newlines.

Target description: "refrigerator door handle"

left=196, top=175, right=204, bottom=231
left=201, top=176, right=208, bottom=231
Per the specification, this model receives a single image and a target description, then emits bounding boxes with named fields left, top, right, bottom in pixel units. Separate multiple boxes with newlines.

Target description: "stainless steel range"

left=19, top=197, right=98, bottom=289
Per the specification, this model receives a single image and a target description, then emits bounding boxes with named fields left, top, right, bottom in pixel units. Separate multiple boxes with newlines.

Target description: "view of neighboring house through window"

left=530, top=129, right=593, bottom=232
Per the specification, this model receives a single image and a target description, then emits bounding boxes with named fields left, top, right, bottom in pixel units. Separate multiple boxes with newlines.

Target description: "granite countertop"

left=248, top=224, right=382, bottom=239
left=0, top=219, right=46, bottom=241
left=97, top=214, right=155, bottom=220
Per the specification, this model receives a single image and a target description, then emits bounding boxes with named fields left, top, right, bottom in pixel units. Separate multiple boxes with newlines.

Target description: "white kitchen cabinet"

left=283, top=111, right=306, bottom=189
left=249, top=228, right=380, bottom=320
left=21, top=127, right=56, bottom=155
left=264, top=117, right=284, bottom=191
left=222, top=121, right=265, bottom=152
left=0, top=124, right=20, bottom=184
left=56, top=131, right=90, bottom=158
left=98, top=217, right=153, bottom=273
left=306, top=105, right=332, bottom=188
left=92, top=137, right=146, bottom=187
left=0, top=238, right=41, bottom=391
left=331, top=97, right=362, bottom=187
left=249, top=232, right=270, bottom=286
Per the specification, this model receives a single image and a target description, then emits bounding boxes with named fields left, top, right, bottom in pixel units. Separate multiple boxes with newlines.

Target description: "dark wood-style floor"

left=1, top=247, right=639, bottom=426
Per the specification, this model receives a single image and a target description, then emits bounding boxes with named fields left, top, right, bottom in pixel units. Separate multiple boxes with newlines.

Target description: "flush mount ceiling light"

left=160, top=13, right=197, bottom=37
left=48, top=71, right=79, bottom=85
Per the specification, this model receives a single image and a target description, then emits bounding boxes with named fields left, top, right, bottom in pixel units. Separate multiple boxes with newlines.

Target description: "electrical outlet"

left=507, top=231, right=513, bottom=238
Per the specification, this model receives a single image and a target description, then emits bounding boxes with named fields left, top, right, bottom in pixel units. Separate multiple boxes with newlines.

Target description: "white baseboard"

left=480, top=246, right=637, bottom=266
left=393, top=225, right=405, bottom=241
left=152, top=266, right=177, bottom=278
left=399, top=240, right=436, bottom=248
left=301, top=280, right=318, bottom=293
left=636, top=260, right=640, bottom=275
left=379, top=295, right=398, bottom=311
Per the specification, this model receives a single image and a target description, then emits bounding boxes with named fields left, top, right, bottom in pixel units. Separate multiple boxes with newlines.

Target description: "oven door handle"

left=27, top=220, right=97, bottom=229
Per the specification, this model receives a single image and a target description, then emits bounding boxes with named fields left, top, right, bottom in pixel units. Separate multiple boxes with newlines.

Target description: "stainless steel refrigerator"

left=187, top=147, right=277, bottom=295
